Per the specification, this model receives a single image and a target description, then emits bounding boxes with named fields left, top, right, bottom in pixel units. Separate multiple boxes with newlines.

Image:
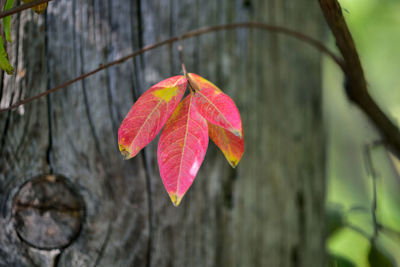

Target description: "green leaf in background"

left=0, top=37, right=14, bottom=75
left=328, top=253, right=357, bottom=267
left=3, top=0, right=14, bottom=42
left=368, top=243, right=395, bottom=267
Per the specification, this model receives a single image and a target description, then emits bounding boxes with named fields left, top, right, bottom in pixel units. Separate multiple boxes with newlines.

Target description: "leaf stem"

left=178, top=44, right=196, bottom=94
left=178, top=44, right=187, bottom=78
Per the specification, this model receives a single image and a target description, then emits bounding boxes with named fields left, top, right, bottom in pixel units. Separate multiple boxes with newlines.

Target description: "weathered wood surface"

left=0, top=0, right=326, bottom=266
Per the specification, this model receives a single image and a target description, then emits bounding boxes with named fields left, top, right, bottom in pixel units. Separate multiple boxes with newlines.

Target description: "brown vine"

left=319, top=0, right=400, bottom=159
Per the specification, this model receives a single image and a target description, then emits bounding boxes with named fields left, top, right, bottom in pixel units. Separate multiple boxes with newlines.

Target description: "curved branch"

left=0, top=0, right=52, bottom=19
left=0, top=22, right=343, bottom=114
left=319, top=0, right=400, bottom=159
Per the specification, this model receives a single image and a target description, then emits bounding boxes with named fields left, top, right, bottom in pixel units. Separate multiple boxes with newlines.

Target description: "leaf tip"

left=228, top=159, right=239, bottom=168
left=119, top=144, right=132, bottom=160
left=169, top=193, right=183, bottom=207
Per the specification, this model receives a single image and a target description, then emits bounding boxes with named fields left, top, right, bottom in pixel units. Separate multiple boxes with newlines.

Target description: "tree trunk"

left=0, top=0, right=326, bottom=266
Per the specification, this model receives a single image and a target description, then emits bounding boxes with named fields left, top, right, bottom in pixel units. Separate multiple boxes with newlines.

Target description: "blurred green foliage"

left=324, top=0, right=400, bottom=266
left=368, top=243, right=396, bottom=267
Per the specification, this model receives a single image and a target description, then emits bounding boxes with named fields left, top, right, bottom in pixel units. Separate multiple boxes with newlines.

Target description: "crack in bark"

left=130, top=1, right=154, bottom=266
left=296, top=191, right=305, bottom=267
left=222, top=167, right=237, bottom=209
left=136, top=2, right=154, bottom=265
left=0, top=110, right=11, bottom=154
left=81, top=61, right=105, bottom=171
left=142, top=148, right=154, bottom=267
left=78, top=7, right=117, bottom=245
left=15, top=202, right=81, bottom=213
left=136, top=0, right=144, bottom=68
left=105, top=0, right=120, bottom=144
left=45, top=9, right=54, bottom=174
left=92, top=222, right=112, bottom=267
left=290, top=245, right=300, bottom=267
left=77, top=2, right=110, bottom=184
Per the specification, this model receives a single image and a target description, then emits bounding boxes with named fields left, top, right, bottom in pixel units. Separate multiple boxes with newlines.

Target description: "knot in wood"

left=12, top=174, right=84, bottom=250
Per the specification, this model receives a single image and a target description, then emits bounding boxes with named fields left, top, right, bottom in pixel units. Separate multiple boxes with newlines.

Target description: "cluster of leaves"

left=0, top=0, right=47, bottom=74
left=118, top=74, right=244, bottom=206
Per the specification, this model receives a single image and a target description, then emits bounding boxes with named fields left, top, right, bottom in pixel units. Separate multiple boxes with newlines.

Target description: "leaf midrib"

left=176, top=95, right=193, bottom=195
left=131, top=77, right=185, bottom=148
left=130, top=100, right=163, bottom=148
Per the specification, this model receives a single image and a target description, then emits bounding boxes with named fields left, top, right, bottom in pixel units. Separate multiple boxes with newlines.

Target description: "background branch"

left=363, top=142, right=381, bottom=239
left=0, top=0, right=52, bottom=19
left=319, top=0, right=400, bottom=159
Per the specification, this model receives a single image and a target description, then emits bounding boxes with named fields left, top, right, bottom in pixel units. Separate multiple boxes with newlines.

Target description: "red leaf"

left=118, top=76, right=187, bottom=159
left=157, top=94, right=208, bottom=206
left=208, top=122, right=244, bottom=168
left=188, top=73, right=243, bottom=138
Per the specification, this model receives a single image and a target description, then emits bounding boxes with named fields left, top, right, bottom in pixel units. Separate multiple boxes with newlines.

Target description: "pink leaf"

left=188, top=73, right=243, bottom=137
left=118, top=76, right=187, bottom=159
left=157, top=94, right=208, bottom=206
left=208, top=122, right=244, bottom=168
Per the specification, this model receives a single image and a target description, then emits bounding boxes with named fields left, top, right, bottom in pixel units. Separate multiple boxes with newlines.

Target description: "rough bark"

left=0, top=0, right=326, bottom=266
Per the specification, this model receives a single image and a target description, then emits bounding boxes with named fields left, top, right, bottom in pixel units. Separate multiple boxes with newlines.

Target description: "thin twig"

left=177, top=44, right=187, bottom=78
left=0, top=22, right=343, bottom=113
left=0, top=0, right=52, bottom=19
left=363, top=142, right=380, bottom=240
